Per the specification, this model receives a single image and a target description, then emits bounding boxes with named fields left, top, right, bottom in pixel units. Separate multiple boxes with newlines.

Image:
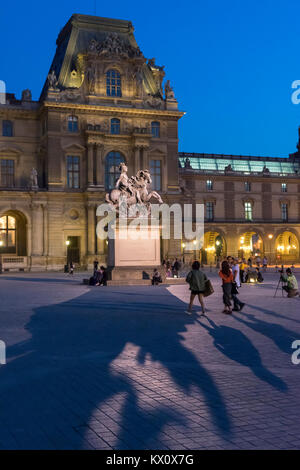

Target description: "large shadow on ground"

left=197, top=316, right=287, bottom=391
left=0, top=286, right=232, bottom=449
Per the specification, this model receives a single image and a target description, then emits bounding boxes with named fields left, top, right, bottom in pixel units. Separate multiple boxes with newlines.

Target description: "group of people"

left=162, top=258, right=182, bottom=278
left=89, top=260, right=107, bottom=286
left=185, top=256, right=246, bottom=315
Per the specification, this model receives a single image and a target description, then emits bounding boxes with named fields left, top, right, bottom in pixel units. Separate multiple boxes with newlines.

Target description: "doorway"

left=67, top=236, right=80, bottom=264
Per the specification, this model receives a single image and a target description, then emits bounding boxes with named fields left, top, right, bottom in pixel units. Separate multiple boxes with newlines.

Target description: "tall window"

left=206, top=180, right=213, bottom=190
left=244, top=202, right=252, bottom=220
left=0, top=215, right=16, bottom=252
left=0, top=160, right=14, bottom=187
left=2, top=120, right=13, bottom=137
left=151, top=121, right=160, bottom=138
left=111, top=118, right=120, bottom=135
left=67, top=156, right=80, bottom=189
left=105, top=151, right=124, bottom=190
left=245, top=181, right=251, bottom=192
left=68, top=116, right=78, bottom=132
left=106, top=70, right=122, bottom=97
left=206, top=202, right=214, bottom=221
left=281, top=203, right=288, bottom=221
left=150, top=160, right=162, bottom=191
left=281, top=183, right=287, bottom=193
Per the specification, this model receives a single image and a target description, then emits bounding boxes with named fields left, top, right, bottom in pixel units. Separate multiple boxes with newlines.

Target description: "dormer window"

left=68, top=115, right=78, bottom=133
left=106, top=70, right=121, bottom=97
left=111, top=118, right=120, bottom=135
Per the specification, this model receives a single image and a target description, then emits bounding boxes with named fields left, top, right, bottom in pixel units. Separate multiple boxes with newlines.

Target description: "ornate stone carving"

left=105, top=163, right=163, bottom=214
left=22, top=89, right=32, bottom=101
left=164, top=80, right=175, bottom=99
left=144, top=94, right=162, bottom=109
left=85, top=63, right=96, bottom=94
left=88, top=33, right=143, bottom=59
left=47, top=70, right=59, bottom=90
left=30, top=168, right=38, bottom=189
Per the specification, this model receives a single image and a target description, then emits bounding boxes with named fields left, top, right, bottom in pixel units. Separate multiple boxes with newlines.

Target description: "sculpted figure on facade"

left=164, top=79, right=175, bottom=99
left=105, top=163, right=163, bottom=214
left=47, top=70, right=58, bottom=90
left=88, top=34, right=143, bottom=59
left=85, top=62, right=96, bottom=94
left=30, top=168, right=38, bottom=188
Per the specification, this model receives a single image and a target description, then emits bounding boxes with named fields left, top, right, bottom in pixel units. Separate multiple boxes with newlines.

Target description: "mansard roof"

left=179, top=152, right=300, bottom=176
left=40, top=14, right=164, bottom=100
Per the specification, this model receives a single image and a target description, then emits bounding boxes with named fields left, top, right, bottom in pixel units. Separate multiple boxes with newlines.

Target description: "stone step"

left=107, top=279, right=151, bottom=286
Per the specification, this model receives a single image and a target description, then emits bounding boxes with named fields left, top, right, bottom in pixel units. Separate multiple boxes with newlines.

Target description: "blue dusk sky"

left=1, top=0, right=300, bottom=157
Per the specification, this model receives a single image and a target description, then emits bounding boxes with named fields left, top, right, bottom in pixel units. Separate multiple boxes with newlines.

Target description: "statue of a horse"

left=105, top=169, right=163, bottom=211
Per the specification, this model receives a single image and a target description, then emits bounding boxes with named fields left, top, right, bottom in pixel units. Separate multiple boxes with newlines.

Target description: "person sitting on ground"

left=185, top=261, right=208, bottom=315
left=281, top=268, right=299, bottom=297
left=97, top=266, right=107, bottom=286
left=152, top=268, right=162, bottom=286
left=256, top=267, right=264, bottom=283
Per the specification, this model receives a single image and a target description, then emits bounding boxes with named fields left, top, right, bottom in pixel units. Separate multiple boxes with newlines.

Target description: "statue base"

left=107, top=223, right=162, bottom=285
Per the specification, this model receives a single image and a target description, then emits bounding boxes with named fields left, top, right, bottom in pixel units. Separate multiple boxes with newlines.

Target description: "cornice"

left=42, top=101, right=185, bottom=120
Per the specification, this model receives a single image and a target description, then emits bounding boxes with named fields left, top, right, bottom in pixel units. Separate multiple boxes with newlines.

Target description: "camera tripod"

left=273, top=276, right=287, bottom=298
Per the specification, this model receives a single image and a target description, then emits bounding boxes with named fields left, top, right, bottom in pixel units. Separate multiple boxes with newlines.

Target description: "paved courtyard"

left=0, top=270, right=300, bottom=450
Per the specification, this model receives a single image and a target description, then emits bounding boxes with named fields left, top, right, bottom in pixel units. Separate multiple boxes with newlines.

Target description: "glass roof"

left=179, top=156, right=299, bottom=175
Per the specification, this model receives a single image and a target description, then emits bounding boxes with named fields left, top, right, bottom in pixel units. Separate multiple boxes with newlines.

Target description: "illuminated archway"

left=275, top=231, right=299, bottom=263
left=203, top=231, right=226, bottom=264
left=0, top=210, right=27, bottom=255
left=238, top=231, right=263, bottom=259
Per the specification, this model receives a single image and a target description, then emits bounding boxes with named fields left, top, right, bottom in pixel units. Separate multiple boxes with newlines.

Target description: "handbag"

left=203, top=279, right=214, bottom=297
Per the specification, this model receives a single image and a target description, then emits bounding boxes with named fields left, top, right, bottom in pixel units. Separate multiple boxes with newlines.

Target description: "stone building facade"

left=0, top=13, right=299, bottom=270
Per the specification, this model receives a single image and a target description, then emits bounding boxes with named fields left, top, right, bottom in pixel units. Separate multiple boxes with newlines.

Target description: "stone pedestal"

left=107, top=223, right=162, bottom=284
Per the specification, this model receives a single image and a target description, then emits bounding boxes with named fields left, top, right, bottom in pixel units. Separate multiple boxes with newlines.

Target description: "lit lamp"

left=181, top=242, right=186, bottom=264
left=0, top=241, right=3, bottom=247
left=65, top=240, right=70, bottom=246
left=268, top=234, right=273, bottom=239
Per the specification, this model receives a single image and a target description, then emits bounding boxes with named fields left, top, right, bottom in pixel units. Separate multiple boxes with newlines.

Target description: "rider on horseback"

left=115, top=163, right=142, bottom=204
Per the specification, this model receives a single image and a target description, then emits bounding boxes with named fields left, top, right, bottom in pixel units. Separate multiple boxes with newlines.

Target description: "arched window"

left=68, top=115, right=78, bottom=132
left=151, top=121, right=160, bottom=138
left=105, top=151, right=124, bottom=190
left=106, top=70, right=122, bottom=97
left=0, top=215, right=16, bottom=253
left=2, top=120, right=13, bottom=137
left=111, top=118, right=120, bottom=135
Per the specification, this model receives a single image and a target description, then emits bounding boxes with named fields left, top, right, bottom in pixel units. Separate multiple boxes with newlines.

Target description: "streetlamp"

left=193, top=239, right=197, bottom=260
left=268, top=234, right=273, bottom=264
left=181, top=242, right=186, bottom=264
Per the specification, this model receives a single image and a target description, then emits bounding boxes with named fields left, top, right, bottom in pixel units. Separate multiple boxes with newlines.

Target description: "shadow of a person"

left=232, top=313, right=300, bottom=356
left=0, top=286, right=232, bottom=449
left=197, top=316, right=287, bottom=392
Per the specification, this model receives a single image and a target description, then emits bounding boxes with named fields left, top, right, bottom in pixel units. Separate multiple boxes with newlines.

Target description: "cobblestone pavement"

left=0, top=271, right=299, bottom=449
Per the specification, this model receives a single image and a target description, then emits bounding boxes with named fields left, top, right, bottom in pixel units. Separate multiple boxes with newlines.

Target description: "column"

left=95, top=144, right=104, bottom=188
left=42, top=203, right=48, bottom=257
left=134, top=146, right=140, bottom=173
left=142, top=147, right=149, bottom=169
left=87, top=143, right=94, bottom=187
left=87, top=203, right=96, bottom=255
left=31, top=203, right=44, bottom=256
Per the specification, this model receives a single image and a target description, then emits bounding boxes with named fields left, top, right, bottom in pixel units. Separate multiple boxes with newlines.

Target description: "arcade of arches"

left=186, top=229, right=300, bottom=265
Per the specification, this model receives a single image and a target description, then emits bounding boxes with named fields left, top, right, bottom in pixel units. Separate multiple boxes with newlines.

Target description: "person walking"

left=172, top=258, right=181, bottom=278
left=262, top=256, right=268, bottom=272
left=69, top=261, right=74, bottom=275
left=219, top=260, right=234, bottom=314
left=240, top=258, right=246, bottom=283
left=231, top=258, right=245, bottom=311
left=185, top=261, right=207, bottom=315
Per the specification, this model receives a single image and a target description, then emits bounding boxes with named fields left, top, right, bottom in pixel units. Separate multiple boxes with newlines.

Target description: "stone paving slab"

left=0, top=271, right=299, bottom=449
